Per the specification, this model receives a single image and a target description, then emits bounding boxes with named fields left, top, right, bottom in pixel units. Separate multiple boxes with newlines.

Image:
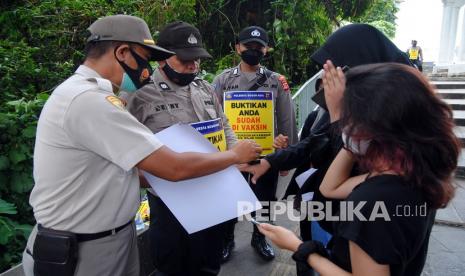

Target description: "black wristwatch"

left=291, top=240, right=329, bottom=275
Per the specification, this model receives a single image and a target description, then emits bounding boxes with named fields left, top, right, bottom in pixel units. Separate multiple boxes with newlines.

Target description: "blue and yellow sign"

left=191, top=118, right=227, bottom=152
left=223, top=91, right=274, bottom=155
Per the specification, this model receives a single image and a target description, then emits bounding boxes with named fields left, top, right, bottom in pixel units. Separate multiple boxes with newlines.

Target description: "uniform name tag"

left=223, top=91, right=275, bottom=155
left=190, top=118, right=227, bottom=152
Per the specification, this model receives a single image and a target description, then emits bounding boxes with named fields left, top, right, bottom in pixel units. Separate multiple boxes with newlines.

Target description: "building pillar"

left=439, top=0, right=462, bottom=63
left=459, top=7, right=465, bottom=61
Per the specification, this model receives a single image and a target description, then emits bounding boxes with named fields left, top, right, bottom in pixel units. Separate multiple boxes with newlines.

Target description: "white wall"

left=393, top=0, right=443, bottom=62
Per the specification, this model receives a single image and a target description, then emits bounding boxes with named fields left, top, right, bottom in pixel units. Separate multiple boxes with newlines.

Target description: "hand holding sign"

left=231, top=140, right=262, bottom=163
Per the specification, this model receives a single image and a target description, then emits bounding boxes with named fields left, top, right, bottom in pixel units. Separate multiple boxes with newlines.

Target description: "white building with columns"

left=437, top=0, right=465, bottom=74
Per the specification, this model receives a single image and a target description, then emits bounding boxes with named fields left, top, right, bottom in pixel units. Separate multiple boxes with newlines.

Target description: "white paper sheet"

left=144, top=123, right=261, bottom=234
left=301, top=192, right=314, bottom=202
left=295, top=168, right=318, bottom=188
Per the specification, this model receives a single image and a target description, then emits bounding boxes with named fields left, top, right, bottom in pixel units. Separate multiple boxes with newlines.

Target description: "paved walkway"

left=219, top=179, right=465, bottom=276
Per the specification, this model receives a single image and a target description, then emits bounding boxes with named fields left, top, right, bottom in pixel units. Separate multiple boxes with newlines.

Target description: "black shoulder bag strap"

left=248, top=67, right=272, bottom=91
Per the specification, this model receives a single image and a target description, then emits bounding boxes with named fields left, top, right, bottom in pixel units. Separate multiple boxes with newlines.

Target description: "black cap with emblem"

left=157, top=21, right=212, bottom=61
left=238, top=26, right=268, bottom=47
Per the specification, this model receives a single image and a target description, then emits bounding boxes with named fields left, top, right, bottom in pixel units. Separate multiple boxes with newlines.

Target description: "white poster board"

left=144, top=124, right=261, bottom=234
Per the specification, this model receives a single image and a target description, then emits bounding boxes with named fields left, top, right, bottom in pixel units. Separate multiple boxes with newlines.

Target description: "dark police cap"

left=238, top=26, right=268, bottom=47
left=87, top=15, right=174, bottom=61
left=157, top=21, right=212, bottom=61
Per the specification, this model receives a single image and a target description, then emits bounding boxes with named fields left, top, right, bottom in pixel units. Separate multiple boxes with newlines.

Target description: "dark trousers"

left=222, top=169, right=279, bottom=241
left=410, top=59, right=423, bottom=72
left=148, top=193, right=223, bottom=276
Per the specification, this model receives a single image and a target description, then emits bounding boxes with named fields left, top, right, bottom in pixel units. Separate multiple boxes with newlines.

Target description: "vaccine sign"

left=223, top=91, right=274, bottom=155
left=191, top=118, right=227, bottom=152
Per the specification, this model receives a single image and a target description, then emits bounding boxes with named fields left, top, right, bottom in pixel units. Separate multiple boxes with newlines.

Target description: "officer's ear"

left=158, top=59, right=166, bottom=67
left=235, top=43, right=242, bottom=55
left=114, top=43, right=131, bottom=62
left=262, top=46, right=269, bottom=55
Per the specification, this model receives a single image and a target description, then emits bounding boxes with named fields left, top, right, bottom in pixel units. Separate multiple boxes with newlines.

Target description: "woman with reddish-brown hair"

left=257, top=61, right=461, bottom=276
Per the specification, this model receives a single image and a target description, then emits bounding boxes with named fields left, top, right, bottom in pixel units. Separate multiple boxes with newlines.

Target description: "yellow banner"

left=223, top=91, right=274, bottom=155
left=191, top=118, right=227, bottom=152
left=409, top=48, right=419, bottom=60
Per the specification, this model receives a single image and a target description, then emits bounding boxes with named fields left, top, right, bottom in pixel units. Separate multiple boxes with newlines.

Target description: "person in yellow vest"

left=407, top=40, right=423, bottom=72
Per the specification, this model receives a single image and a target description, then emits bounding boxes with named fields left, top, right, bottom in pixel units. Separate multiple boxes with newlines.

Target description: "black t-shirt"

left=330, top=175, right=435, bottom=276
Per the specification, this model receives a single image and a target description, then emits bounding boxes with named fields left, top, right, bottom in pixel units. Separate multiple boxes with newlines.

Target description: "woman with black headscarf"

left=245, top=24, right=413, bottom=238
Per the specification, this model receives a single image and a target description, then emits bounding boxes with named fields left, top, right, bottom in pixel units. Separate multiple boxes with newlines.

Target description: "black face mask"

left=241, top=49, right=264, bottom=66
left=115, top=47, right=153, bottom=90
left=162, top=62, right=198, bottom=86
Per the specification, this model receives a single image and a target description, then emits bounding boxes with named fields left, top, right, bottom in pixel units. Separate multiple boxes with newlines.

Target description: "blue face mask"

left=120, top=73, right=138, bottom=93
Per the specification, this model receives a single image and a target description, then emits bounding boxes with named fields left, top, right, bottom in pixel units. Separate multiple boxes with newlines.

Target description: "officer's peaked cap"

left=87, top=15, right=174, bottom=61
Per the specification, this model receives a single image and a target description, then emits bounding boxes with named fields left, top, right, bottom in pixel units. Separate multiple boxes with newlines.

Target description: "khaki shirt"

left=30, top=65, right=163, bottom=233
left=122, top=68, right=237, bottom=149
left=212, top=64, right=298, bottom=145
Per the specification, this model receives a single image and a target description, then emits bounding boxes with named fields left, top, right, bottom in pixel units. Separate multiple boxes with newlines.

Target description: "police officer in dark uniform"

left=213, top=26, right=298, bottom=262
left=122, top=21, right=238, bottom=276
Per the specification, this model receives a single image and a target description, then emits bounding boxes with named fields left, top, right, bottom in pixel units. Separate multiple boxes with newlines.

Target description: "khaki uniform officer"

left=213, top=26, right=298, bottom=262
left=22, top=15, right=261, bottom=276
left=122, top=21, right=236, bottom=276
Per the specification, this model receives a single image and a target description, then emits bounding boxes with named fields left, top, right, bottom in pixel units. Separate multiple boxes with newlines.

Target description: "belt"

left=76, top=220, right=133, bottom=242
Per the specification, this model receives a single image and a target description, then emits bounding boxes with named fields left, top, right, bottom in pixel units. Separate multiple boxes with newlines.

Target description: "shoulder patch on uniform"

left=159, top=82, right=170, bottom=90
left=278, top=75, right=290, bottom=92
left=106, top=96, right=126, bottom=110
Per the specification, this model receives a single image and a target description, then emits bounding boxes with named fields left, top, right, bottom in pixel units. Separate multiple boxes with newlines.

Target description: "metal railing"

left=292, top=76, right=319, bottom=131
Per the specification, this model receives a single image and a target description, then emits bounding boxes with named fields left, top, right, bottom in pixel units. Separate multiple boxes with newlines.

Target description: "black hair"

left=342, top=63, right=460, bottom=208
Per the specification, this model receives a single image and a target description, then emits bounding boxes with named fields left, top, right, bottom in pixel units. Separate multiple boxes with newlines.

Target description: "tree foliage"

left=322, top=0, right=374, bottom=26
left=354, top=0, right=400, bottom=38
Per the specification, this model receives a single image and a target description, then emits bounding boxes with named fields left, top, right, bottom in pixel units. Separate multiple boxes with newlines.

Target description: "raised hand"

left=322, top=60, right=346, bottom=122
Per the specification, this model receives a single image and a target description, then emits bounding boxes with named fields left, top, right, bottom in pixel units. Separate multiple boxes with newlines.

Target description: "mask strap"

left=114, top=46, right=152, bottom=75
left=129, top=48, right=153, bottom=75
left=165, top=60, right=199, bottom=77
